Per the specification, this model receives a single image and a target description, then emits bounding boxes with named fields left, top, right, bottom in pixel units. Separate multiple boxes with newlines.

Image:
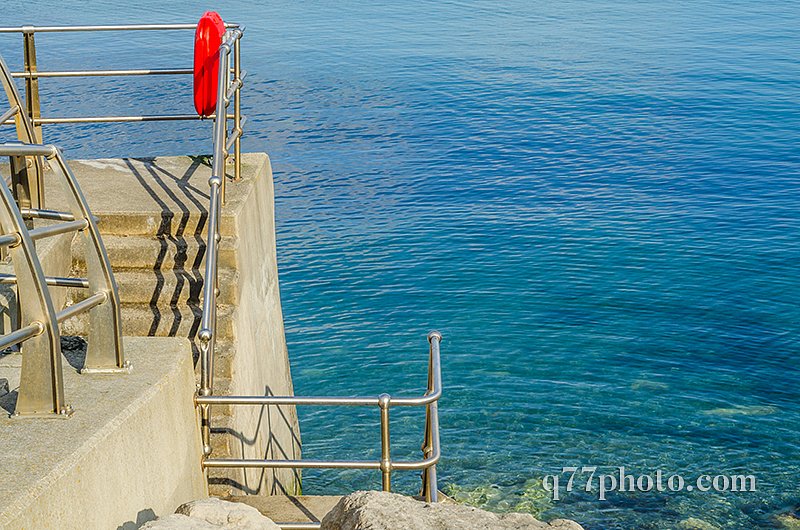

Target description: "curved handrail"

left=0, top=142, right=128, bottom=415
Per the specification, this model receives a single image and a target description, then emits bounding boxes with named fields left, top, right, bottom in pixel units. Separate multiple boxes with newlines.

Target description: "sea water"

left=2, top=1, right=798, bottom=527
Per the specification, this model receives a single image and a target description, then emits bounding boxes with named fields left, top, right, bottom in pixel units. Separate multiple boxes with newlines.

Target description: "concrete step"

left=227, top=495, right=342, bottom=525
left=69, top=268, right=238, bottom=307
left=94, top=210, right=238, bottom=238
left=74, top=234, right=237, bottom=272
left=61, top=302, right=235, bottom=340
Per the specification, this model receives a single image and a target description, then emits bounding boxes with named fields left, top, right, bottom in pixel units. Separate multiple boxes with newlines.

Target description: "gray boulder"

left=320, top=491, right=584, bottom=530
left=175, top=498, right=280, bottom=529
left=140, top=514, right=217, bottom=530
left=141, top=498, right=280, bottom=530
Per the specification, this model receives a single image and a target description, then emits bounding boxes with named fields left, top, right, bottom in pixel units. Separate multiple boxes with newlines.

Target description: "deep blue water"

left=3, top=2, right=800, bottom=528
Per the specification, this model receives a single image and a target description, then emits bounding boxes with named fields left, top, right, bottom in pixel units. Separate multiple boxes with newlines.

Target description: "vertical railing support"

left=233, top=36, right=242, bottom=182
left=0, top=52, right=44, bottom=211
left=217, top=43, right=230, bottom=205
left=421, top=331, right=442, bottom=502
left=379, top=393, right=392, bottom=492
left=22, top=28, right=42, bottom=144
left=0, top=178, right=68, bottom=417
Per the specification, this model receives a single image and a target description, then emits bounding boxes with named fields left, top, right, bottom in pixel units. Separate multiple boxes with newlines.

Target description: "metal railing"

left=196, top=24, right=243, bottom=458
left=198, top=332, right=443, bottom=504
left=0, top=140, right=129, bottom=417
left=0, top=22, right=246, bottom=208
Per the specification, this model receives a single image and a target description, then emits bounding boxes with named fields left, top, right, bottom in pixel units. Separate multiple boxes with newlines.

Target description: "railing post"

left=421, top=363, right=434, bottom=498
left=22, top=29, right=43, bottom=144
left=0, top=51, right=45, bottom=211
left=0, top=177, right=68, bottom=417
left=421, top=331, right=442, bottom=502
left=218, top=48, right=229, bottom=205
left=379, top=393, right=392, bottom=492
left=233, top=36, right=242, bottom=182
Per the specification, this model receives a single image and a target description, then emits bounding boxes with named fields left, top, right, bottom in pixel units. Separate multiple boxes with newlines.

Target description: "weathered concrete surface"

left=0, top=337, right=206, bottom=530
left=227, top=495, right=342, bottom=525
left=52, top=154, right=301, bottom=496
left=141, top=515, right=218, bottom=530
left=320, top=491, right=585, bottom=530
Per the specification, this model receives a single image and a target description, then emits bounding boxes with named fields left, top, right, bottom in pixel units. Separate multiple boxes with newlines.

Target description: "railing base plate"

left=10, top=406, right=74, bottom=419
left=80, top=360, right=133, bottom=375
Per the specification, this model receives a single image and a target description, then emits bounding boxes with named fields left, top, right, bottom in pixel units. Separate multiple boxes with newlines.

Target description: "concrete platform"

left=0, top=336, right=206, bottom=530
left=46, top=154, right=270, bottom=238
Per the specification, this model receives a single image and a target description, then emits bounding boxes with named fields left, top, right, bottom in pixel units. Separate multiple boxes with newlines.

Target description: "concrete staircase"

left=55, top=154, right=302, bottom=498
left=68, top=221, right=241, bottom=492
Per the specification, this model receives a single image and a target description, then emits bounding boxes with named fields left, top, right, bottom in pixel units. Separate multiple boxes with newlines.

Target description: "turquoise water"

left=3, top=2, right=800, bottom=528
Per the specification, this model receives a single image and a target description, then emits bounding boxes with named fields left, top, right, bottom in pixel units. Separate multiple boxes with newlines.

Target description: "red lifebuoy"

left=193, top=11, right=226, bottom=117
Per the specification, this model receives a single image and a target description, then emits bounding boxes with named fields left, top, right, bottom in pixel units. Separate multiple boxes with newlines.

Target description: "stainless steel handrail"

left=0, top=140, right=129, bottom=416
left=185, top=25, right=443, bottom=504
left=0, top=23, right=239, bottom=33
left=197, top=27, right=243, bottom=460
left=0, top=273, right=90, bottom=288
left=197, top=331, right=443, bottom=502
left=10, top=69, right=194, bottom=78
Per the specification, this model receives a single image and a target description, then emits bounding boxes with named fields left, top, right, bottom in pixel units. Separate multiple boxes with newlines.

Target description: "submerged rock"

left=678, top=517, right=721, bottom=530
left=704, top=405, right=778, bottom=416
left=320, top=490, right=583, bottom=530
left=775, top=512, right=800, bottom=530
left=630, top=379, right=669, bottom=391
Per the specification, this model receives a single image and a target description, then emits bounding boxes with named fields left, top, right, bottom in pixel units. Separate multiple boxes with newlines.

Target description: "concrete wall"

left=223, top=154, right=303, bottom=495
left=0, top=337, right=207, bottom=530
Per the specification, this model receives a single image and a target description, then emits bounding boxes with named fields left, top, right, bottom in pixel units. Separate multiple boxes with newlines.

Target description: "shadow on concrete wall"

left=209, top=384, right=302, bottom=495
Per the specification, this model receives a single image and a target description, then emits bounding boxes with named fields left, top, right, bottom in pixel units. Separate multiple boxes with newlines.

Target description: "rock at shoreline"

left=320, top=490, right=584, bottom=530
left=141, top=498, right=280, bottom=530
left=175, top=498, right=280, bottom=529
left=141, top=514, right=217, bottom=529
